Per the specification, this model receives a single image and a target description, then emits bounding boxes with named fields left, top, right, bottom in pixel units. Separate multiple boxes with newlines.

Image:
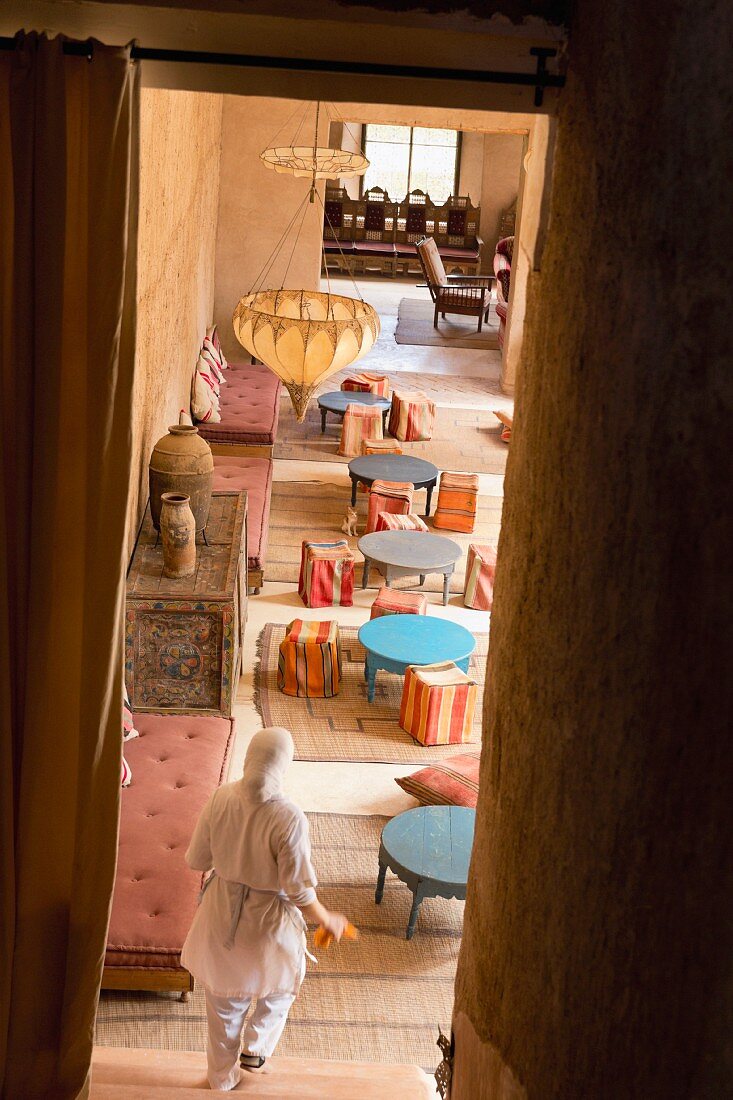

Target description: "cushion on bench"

left=105, top=714, right=235, bottom=973
left=439, top=246, right=481, bottom=262
left=212, top=456, right=273, bottom=572
left=197, top=361, right=281, bottom=446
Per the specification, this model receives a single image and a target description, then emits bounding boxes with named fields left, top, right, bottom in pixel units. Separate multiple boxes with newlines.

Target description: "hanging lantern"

left=260, top=145, right=369, bottom=181
left=233, top=289, right=380, bottom=422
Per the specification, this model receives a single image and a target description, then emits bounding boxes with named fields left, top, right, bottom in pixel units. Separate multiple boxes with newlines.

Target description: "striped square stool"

left=278, top=619, right=341, bottom=698
left=365, top=480, right=414, bottom=534
left=463, top=543, right=497, bottom=611
left=399, top=660, right=478, bottom=746
left=375, top=511, right=429, bottom=533
left=298, top=539, right=355, bottom=608
left=388, top=390, right=436, bottom=442
left=433, top=471, right=480, bottom=533
left=361, top=438, right=403, bottom=456
left=341, top=372, right=390, bottom=398
left=370, top=586, right=428, bottom=619
left=338, top=403, right=384, bottom=457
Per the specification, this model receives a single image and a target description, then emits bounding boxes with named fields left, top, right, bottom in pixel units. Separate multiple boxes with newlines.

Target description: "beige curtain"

left=0, top=33, right=139, bottom=1100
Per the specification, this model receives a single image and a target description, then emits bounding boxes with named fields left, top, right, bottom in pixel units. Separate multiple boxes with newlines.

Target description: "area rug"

left=95, top=813, right=462, bottom=1075
left=274, top=400, right=511, bottom=474
left=395, top=297, right=500, bottom=350
left=304, top=367, right=506, bottom=407
left=266, top=478, right=503, bottom=594
left=255, top=624, right=488, bottom=763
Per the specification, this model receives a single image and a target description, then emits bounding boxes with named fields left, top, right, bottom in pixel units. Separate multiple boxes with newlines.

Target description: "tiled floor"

left=232, top=276, right=506, bottom=816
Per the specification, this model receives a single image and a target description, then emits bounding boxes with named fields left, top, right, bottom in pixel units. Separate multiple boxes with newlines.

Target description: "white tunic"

left=181, top=778, right=318, bottom=998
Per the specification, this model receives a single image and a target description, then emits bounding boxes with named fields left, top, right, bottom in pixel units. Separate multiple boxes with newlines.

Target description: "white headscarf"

left=241, top=727, right=294, bottom=803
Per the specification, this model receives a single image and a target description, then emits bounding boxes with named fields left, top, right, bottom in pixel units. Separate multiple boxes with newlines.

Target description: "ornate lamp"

left=233, top=289, right=380, bottom=421
left=233, top=102, right=379, bottom=421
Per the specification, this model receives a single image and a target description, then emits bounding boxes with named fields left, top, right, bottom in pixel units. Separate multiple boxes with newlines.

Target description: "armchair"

left=416, top=236, right=495, bottom=333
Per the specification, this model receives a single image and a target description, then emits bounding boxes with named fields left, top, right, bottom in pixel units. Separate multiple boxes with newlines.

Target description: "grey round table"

left=317, top=391, right=391, bottom=434
left=358, top=529, right=462, bottom=606
left=376, top=805, right=476, bottom=939
left=348, top=454, right=439, bottom=514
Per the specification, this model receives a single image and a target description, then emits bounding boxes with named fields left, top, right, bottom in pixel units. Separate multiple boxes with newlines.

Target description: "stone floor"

left=231, top=275, right=507, bottom=815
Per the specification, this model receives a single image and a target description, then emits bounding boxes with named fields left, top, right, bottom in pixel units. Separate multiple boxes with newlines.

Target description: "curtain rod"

left=0, top=38, right=563, bottom=106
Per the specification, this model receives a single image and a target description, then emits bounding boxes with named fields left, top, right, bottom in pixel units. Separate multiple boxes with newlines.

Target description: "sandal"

left=239, top=1053, right=267, bottom=1073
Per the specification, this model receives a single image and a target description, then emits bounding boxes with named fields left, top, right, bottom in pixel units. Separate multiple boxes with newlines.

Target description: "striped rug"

left=94, top=814, right=462, bottom=1076
left=255, top=624, right=489, bottom=764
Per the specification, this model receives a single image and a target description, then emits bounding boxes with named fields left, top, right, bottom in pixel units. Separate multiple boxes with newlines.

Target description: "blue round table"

left=317, top=390, right=391, bottom=434
left=376, top=806, right=476, bottom=939
left=357, top=615, right=476, bottom=703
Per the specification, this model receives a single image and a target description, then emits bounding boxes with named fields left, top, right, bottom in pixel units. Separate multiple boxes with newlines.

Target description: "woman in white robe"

left=181, top=726, right=348, bottom=1090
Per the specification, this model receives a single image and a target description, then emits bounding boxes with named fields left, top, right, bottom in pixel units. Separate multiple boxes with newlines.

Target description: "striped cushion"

left=191, top=354, right=221, bottom=424
left=399, top=660, right=478, bottom=746
left=370, top=586, right=428, bottom=619
left=361, top=438, right=403, bottom=456
left=206, top=324, right=228, bottom=370
left=341, top=373, right=390, bottom=398
left=463, top=543, right=497, bottom=611
left=298, top=540, right=355, bottom=608
left=388, top=391, right=435, bottom=442
left=375, top=511, right=428, bottom=533
left=366, top=480, right=413, bottom=534
left=433, top=471, right=480, bottom=533
left=121, top=755, right=132, bottom=788
left=277, top=619, right=341, bottom=698
left=395, top=752, right=480, bottom=807
left=338, top=403, right=384, bottom=458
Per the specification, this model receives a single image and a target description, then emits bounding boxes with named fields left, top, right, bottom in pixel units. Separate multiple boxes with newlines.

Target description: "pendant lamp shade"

left=233, top=290, right=380, bottom=421
left=260, top=146, right=369, bottom=180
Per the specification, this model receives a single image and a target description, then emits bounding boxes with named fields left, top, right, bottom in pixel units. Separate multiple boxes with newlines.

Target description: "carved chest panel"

left=126, top=491, right=247, bottom=717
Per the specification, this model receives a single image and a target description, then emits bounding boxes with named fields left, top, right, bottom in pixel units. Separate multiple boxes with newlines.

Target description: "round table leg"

left=443, top=572, right=451, bottom=605
left=375, top=859, right=387, bottom=904
left=456, top=656, right=470, bottom=673
left=320, top=407, right=327, bottom=433
left=366, top=659, right=377, bottom=703
left=425, top=479, right=436, bottom=516
left=406, top=882, right=425, bottom=940
left=362, top=556, right=371, bottom=589
left=419, top=574, right=426, bottom=586
left=350, top=475, right=358, bottom=507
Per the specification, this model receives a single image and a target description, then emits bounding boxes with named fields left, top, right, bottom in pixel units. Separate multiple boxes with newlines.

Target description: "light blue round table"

left=357, top=615, right=476, bottom=703
left=376, top=806, right=476, bottom=939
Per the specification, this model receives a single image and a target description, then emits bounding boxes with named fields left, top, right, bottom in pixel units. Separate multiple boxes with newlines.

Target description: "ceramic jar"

left=159, top=493, right=196, bottom=578
left=149, top=424, right=214, bottom=535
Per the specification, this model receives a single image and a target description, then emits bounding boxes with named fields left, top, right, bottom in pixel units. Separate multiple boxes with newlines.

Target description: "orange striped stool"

left=278, top=619, right=341, bottom=698
left=298, top=539, right=355, bottom=607
left=463, top=543, right=497, bottom=611
left=338, top=403, right=384, bottom=457
left=433, top=471, right=480, bottom=533
left=375, top=511, right=428, bottom=533
left=341, top=372, right=390, bottom=398
left=388, top=390, right=436, bottom=442
left=361, top=438, right=403, bottom=456
left=365, top=480, right=413, bottom=534
left=399, top=660, right=478, bottom=746
left=370, top=586, right=428, bottom=619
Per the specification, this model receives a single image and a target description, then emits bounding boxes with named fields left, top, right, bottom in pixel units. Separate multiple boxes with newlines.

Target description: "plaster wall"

left=213, top=96, right=327, bottom=360
left=479, top=132, right=525, bottom=263
left=452, top=0, right=733, bottom=1096
left=128, top=88, right=223, bottom=549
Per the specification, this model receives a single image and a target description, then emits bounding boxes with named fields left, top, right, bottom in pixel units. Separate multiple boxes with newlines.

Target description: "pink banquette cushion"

left=197, top=362, right=281, bottom=446
left=212, top=456, right=273, bottom=570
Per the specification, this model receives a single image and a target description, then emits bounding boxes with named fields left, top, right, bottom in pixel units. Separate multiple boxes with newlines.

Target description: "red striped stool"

left=399, top=660, right=478, bottom=746
left=365, top=480, right=414, bottom=534
left=361, top=438, right=403, bottom=456
left=463, top=543, right=497, bottom=611
left=375, top=512, right=428, bottom=533
left=433, top=471, right=480, bottom=533
left=341, top=372, right=390, bottom=398
left=298, top=539, right=355, bottom=607
left=338, top=403, right=384, bottom=457
left=388, top=390, right=436, bottom=442
left=370, top=586, right=428, bottom=619
left=278, top=619, right=341, bottom=697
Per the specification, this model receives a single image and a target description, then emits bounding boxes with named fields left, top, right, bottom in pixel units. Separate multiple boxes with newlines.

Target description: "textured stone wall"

left=452, top=0, right=733, bottom=1096
left=128, top=88, right=223, bottom=549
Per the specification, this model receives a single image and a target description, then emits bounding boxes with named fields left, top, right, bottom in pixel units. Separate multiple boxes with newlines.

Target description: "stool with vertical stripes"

left=365, top=480, right=414, bottom=534
left=341, top=372, right=390, bottom=398
left=298, top=539, right=355, bottom=607
left=433, top=471, right=480, bottom=533
left=370, top=586, right=428, bottom=619
left=388, top=390, right=436, bottom=442
left=375, top=512, right=428, bottom=533
left=339, top=403, right=384, bottom=457
left=278, top=619, right=341, bottom=698
left=399, top=660, right=478, bottom=746
left=463, top=543, right=497, bottom=611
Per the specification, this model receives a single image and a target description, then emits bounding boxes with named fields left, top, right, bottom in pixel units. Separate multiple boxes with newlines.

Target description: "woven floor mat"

left=95, top=814, right=462, bottom=1075
left=255, top=624, right=488, bottom=764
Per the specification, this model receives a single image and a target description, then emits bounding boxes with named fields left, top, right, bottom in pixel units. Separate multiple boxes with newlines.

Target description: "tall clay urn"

left=149, top=424, right=213, bottom=535
left=160, top=493, right=196, bottom=578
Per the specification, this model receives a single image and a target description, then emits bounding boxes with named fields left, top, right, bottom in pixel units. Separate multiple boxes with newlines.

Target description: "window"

left=361, top=125, right=460, bottom=204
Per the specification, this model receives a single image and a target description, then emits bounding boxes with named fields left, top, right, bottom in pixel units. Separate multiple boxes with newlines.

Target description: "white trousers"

left=204, top=988, right=297, bottom=1091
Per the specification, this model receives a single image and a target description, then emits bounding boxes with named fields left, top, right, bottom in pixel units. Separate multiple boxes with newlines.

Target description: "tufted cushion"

left=197, top=361, right=281, bottom=446
left=212, top=456, right=273, bottom=571
left=438, top=245, right=480, bottom=262
left=105, top=713, right=235, bottom=972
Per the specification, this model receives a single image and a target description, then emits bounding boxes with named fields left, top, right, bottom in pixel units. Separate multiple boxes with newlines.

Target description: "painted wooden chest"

left=126, top=491, right=247, bottom=717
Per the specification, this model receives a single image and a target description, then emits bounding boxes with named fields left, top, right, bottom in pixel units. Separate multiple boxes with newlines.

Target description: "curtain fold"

left=0, top=33, right=139, bottom=1100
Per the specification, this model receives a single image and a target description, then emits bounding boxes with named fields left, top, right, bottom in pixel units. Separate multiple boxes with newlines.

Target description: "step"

left=90, top=1047, right=434, bottom=1098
